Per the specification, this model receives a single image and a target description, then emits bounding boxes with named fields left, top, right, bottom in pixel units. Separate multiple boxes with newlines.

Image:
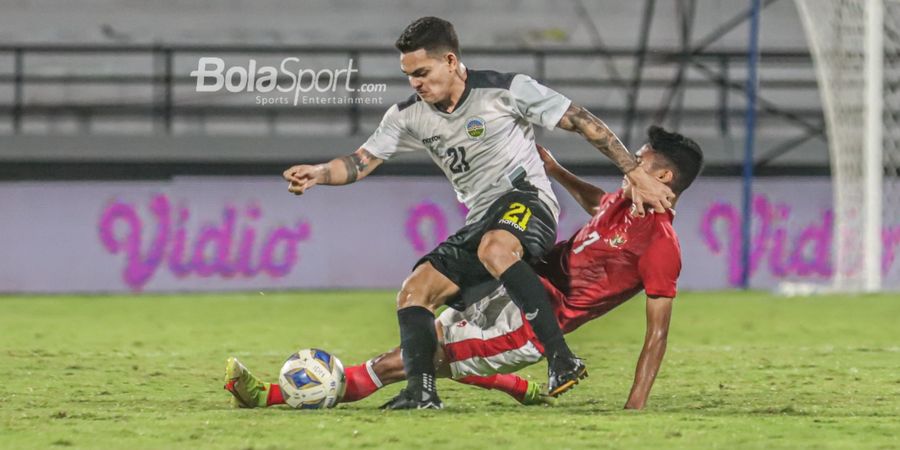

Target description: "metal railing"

left=0, top=44, right=822, bottom=163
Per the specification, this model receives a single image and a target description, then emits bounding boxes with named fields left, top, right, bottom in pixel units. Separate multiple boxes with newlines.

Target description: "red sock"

left=457, top=374, right=530, bottom=402
left=266, top=383, right=285, bottom=406
left=267, top=363, right=382, bottom=406
left=341, top=363, right=382, bottom=403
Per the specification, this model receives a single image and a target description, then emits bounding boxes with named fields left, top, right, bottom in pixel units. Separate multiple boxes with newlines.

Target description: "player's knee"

left=396, top=282, right=419, bottom=309
left=396, top=274, right=434, bottom=310
left=478, top=235, right=521, bottom=277
left=396, top=263, right=457, bottom=310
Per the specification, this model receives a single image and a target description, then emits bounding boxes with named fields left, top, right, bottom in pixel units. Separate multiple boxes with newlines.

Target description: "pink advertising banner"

left=0, top=176, right=897, bottom=293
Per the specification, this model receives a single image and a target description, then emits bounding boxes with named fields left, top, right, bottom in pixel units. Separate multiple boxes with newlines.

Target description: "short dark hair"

left=646, top=125, right=704, bottom=194
left=395, top=17, right=460, bottom=57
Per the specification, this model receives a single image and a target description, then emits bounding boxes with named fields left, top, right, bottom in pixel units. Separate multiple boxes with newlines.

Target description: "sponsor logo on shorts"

left=498, top=218, right=526, bottom=232
left=524, top=310, right=539, bottom=321
left=465, top=117, right=486, bottom=139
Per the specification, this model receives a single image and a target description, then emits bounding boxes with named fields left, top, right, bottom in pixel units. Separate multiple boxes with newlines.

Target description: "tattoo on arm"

left=339, top=155, right=360, bottom=183
left=558, top=104, right=638, bottom=173
left=320, top=165, right=333, bottom=184
left=337, top=149, right=376, bottom=184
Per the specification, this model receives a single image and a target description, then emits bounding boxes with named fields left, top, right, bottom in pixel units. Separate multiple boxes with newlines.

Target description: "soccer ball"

left=278, top=348, right=346, bottom=409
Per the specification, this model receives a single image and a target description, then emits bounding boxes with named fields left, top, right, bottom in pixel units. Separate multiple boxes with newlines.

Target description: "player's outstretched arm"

left=556, top=104, right=674, bottom=215
left=282, top=147, right=383, bottom=195
left=624, top=295, right=673, bottom=410
left=537, top=144, right=605, bottom=216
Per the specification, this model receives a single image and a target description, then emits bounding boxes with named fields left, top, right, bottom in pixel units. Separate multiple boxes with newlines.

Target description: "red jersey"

left=533, top=189, right=682, bottom=333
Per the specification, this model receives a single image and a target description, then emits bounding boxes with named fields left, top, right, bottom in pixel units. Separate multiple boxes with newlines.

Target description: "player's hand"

left=282, top=164, right=323, bottom=195
left=536, top=144, right=560, bottom=174
left=625, top=167, right=674, bottom=216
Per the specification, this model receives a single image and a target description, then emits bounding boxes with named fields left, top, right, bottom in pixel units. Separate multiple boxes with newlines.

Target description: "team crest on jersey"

left=465, top=117, right=486, bottom=139
left=606, top=234, right=627, bottom=248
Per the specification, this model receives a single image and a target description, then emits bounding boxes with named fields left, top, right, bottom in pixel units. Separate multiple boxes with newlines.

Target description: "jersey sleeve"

left=361, top=104, right=421, bottom=160
left=637, top=233, right=682, bottom=298
left=509, top=74, right=572, bottom=130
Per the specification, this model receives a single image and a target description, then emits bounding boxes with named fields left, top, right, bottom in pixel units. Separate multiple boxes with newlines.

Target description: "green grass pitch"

left=1, top=291, right=898, bottom=449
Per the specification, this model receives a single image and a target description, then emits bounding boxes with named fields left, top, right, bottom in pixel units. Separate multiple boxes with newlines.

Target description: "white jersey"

left=362, top=69, right=571, bottom=224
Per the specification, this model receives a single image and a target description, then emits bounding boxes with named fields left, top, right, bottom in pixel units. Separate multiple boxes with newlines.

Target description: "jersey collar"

left=433, top=68, right=472, bottom=115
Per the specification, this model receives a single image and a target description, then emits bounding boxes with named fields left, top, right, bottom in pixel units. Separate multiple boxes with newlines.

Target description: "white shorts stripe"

left=448, top=341, right=542, bottom=379
left=439, top=286, right=544, bottom=379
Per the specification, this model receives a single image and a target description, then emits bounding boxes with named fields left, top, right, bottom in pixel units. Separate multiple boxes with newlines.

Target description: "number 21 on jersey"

left=446, top=146, right=470, bottom=174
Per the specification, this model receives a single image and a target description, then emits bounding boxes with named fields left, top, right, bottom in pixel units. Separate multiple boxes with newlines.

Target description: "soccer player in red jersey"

left=284, top=17, right=675, bottom=409
left=226, top=126, right=702, bottom=409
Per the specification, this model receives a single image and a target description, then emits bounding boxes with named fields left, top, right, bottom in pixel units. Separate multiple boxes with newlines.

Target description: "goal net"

left=795, top=0, right=900, bottom=292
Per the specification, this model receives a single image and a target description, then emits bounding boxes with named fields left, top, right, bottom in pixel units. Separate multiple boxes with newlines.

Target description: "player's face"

left=400, top=49, right=458, bottom=104
left=623, top=145, right=674, bottom=197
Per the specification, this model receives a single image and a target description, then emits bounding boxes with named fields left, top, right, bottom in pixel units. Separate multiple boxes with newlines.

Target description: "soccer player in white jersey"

left=283, top=17, right=674, bottom=409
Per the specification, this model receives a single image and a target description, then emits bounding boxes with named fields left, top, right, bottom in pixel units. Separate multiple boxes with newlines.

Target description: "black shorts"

left=415, top=187, right=557, bottom=309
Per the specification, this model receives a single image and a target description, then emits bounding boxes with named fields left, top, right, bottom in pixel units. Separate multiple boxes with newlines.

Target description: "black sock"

left=397, top=306, right=437, bottom=385
left=499, top=260, right=570, bottom=359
